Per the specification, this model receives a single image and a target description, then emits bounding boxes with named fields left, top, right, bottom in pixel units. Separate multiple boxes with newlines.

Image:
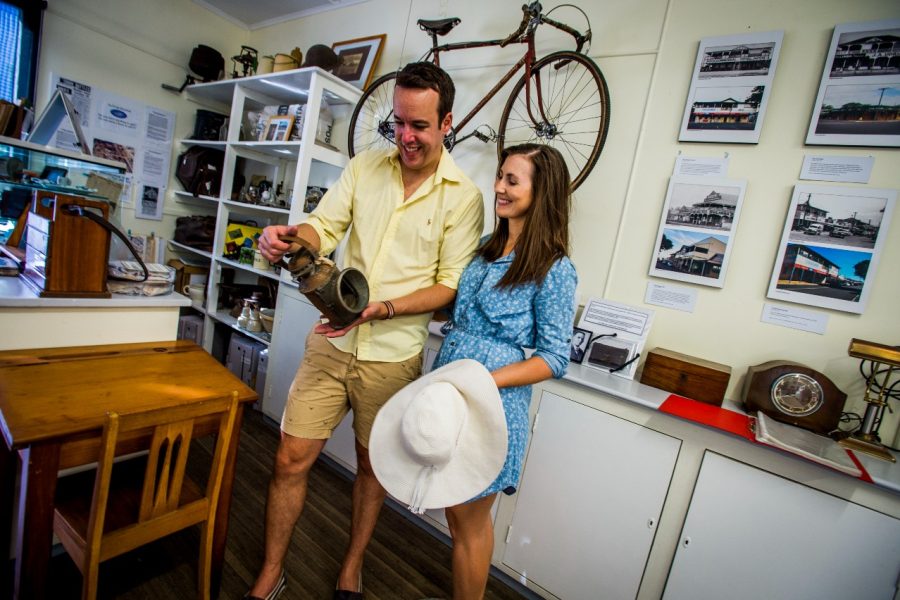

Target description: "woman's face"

left=495, top=154, right=534, bottom=223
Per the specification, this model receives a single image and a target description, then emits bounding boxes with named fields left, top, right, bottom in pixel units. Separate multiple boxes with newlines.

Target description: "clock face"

left=770, top=373, right=824, bottom=416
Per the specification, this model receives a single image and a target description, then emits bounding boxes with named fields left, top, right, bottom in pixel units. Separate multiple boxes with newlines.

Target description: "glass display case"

left=0, top=135, right=126, bottom=246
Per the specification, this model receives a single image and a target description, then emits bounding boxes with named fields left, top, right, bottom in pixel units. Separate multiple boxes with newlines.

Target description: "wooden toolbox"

left=639, top=347, right=732, bottom=406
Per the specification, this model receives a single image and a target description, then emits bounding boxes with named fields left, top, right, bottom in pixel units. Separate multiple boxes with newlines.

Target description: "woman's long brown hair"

left=479, top=143, right=571, bottom=287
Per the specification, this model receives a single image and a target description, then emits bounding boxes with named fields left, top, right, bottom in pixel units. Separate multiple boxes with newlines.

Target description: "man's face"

left=393, top=86, right=451, bottom=175
left=574, top=331, right=586, bottom=346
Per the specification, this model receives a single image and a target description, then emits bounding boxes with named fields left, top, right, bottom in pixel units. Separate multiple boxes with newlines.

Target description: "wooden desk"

left=0, top=341, right=257, bottom=599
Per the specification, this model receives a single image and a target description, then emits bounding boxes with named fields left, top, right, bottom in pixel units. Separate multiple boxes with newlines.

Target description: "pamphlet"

left=753, top=412, right=861, bottom=477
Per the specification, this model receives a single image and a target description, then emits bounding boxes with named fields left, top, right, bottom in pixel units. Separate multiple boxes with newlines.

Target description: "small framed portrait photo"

left=570, top=326, right=592, bottom=363
left=332, top=34, right=386, bottom=90
left=263, top=115, right=294, bottom=142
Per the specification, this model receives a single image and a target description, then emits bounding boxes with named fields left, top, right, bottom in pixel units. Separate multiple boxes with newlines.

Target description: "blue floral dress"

left=433, top=250, right=577, bottom=498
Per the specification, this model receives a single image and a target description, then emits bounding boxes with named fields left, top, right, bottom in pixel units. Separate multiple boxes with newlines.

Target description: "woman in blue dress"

left=433, top=143, right=577, bottom=599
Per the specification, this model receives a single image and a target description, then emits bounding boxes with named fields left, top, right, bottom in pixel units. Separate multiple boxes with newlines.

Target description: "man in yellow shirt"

left=247, top=62, right=483, bottom=600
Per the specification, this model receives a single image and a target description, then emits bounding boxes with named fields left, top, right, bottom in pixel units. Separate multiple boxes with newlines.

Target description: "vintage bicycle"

left=347, top=2, right=610, bottom=190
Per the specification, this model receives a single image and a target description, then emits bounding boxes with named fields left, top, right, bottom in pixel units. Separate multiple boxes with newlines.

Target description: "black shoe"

left=244, top=569, right=286, bottom=600
left=333, top=573, right=363, bottom=600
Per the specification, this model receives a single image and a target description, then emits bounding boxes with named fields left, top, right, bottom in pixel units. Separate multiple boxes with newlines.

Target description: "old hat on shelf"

left=302, top=44, right=342, bottom=72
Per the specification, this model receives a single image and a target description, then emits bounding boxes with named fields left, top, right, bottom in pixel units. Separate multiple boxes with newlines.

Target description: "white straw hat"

left=369, top=359, right=507, bottom=514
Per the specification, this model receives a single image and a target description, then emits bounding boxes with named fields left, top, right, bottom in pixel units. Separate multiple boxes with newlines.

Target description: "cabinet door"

left=261, top=286, right=321, bottom=421
left=663, top=452, right=900, bottom=600
left=502, top=391, right=680, bottom=599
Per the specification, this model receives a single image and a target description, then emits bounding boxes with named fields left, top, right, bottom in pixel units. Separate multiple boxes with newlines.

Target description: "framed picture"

left=263, top=115, right=294, bottom=142
left=679, top=31, right=783, bottom=143
left=805, top=19, right=900, bottom=147
left=649, top=175, right=747, bottom=288
left=331, top=34, right=386, bottom=90
left=766, top=184, right=896, bottom=314
left=570, top=327, right=592, bottom=363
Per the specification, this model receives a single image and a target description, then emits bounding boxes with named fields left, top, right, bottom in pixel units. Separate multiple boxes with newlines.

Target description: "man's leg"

left=248, top=434, right=327, bottom=597
left=445, top=494, right=498, bottom=600
left=335, top=441, right=387, bottom=591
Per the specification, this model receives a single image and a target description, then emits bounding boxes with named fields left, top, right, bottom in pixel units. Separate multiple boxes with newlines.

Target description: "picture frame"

left=805, top=19, right=900, bottom=147
left=263, top=115, right=294, bottom=142
left=570, top=326, right=592, bottom=363
left=679, top=30, right=783, bottom=144
left=649, top=175, right=747, bottom=288
left=331, top=34, right=386, bottom=90
left=766, top=184, right=896, bottom=314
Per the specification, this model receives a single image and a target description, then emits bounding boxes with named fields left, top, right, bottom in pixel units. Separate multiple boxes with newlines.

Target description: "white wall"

left=36, top=0, right=900, bottom=442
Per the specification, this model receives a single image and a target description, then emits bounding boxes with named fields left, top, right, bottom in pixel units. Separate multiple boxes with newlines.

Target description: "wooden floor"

left=36, top=408, right=529, bottom=599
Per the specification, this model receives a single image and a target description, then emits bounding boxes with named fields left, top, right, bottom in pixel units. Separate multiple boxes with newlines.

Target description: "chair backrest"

left=85, top=391, right=239, bottom=563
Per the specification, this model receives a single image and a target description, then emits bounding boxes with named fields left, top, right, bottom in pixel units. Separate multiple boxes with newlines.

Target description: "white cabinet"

left=166, top=68, right=360, bottom=406
left=501, top=390, right=681, bottom=600
left=663, top=452, right=900, bottom=600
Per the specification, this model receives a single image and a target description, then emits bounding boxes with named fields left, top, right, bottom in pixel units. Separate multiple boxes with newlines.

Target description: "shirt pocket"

left=476, top=286, right=534, bottom=333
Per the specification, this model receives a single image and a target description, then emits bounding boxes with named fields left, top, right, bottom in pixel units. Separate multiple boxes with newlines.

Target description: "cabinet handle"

left=646, top=518, right=656, bottom=529
left=682, top=536, right=692, bottom=547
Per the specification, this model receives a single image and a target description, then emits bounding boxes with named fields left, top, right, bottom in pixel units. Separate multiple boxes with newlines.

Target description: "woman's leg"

left=445, top=493, right=498, bottom=600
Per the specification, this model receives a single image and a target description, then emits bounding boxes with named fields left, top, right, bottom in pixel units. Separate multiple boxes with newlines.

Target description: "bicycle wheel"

left=498, top=51, right=610, bottom=191
left=348, top=73, right=398, bottom=157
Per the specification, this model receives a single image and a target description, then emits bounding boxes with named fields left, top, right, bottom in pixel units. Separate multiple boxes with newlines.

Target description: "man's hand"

left=312, top=302, right=389, bottom=338
left=258, top=224, right=299, bottom=263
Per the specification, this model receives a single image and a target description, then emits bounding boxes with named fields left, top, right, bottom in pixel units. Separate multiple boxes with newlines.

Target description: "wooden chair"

left=52, top=391, right=240, bottom=599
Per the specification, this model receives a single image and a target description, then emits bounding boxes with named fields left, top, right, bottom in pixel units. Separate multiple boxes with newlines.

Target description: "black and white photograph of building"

left=665, top=182, right=741, bottom=231
left=831, top=28, right=900, bottom=77
left=787, top=190, right=887, bottom=249
left=699, top=42, right=775, bottom=78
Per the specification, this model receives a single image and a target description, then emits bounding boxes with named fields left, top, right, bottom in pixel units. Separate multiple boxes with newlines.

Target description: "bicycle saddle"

left=417, top=17, right=461, bottom=37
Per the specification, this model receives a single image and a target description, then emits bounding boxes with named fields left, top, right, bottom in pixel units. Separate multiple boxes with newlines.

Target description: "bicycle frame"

left=420, top=6, right=588, bottom=145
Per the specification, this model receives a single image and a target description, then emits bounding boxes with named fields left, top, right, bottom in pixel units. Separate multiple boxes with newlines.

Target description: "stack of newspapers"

left=107, top=261, right=175, bottom=296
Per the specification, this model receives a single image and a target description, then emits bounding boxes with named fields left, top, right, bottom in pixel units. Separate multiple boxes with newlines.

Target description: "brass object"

left=280, top=236, right=369, bottom=329
left=838, top=339, right=900, bottom=462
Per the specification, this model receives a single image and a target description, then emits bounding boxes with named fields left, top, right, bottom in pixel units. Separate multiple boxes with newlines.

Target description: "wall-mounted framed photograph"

left=332, top=34, right=386, bottom=90
left=766, top=184, right=896, bottom=314
left=679, top=30, right=784, bottom=144
left=262, top=115, right=294, bottom=142
left=570, top=326, right=591, bottom=363
left=649, top=175, right=747, bottom=288
left=806, top=19, right=900, bottom=147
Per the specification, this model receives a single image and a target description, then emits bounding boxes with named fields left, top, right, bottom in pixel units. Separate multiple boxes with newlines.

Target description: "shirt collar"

left=387, top=146, right=462, bottom=184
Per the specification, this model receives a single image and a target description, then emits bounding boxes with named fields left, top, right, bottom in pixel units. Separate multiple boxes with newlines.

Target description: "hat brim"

left=370, top=359, right=507, bottom=510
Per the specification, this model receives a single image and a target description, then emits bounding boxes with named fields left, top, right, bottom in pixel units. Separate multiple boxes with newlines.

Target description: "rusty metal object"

left=280, top=236, right=369, bottom=329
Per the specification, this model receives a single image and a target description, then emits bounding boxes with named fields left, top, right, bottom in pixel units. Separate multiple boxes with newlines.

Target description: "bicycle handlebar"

left=499, top=2, right=590, bottom=53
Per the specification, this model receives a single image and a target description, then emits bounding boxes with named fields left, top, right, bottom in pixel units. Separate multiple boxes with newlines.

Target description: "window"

left=0, top=1, right=43, bottom=105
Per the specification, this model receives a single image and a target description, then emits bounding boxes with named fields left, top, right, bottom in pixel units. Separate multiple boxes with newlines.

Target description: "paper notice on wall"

left=673, top=155, right=729, bottom=177
left=799, top=155, right=873, bottom=184
left=761, top=303, right=828, bottom=335
left=645, top=281, right=697, bottom=313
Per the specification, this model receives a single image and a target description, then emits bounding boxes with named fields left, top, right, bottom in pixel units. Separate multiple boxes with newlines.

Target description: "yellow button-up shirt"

left=305, top=147, right=484, bottom=362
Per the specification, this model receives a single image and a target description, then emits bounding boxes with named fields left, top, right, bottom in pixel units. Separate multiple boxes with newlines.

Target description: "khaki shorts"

left=281, top=330, right=422, bottom=448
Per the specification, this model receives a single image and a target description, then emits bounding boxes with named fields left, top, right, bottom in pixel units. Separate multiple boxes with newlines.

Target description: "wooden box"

left=639, top=347, right=731, bottom=406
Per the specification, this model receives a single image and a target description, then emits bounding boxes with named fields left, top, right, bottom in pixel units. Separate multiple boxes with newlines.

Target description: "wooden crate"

left=639, top=347, right=731, bottom=406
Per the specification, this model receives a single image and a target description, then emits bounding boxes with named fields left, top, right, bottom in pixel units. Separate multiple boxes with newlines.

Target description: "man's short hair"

left=396, top=62, right=455, bottom=122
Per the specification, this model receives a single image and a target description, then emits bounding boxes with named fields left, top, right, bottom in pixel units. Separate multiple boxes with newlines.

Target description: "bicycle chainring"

left=443, top=129, right=456, bottom=151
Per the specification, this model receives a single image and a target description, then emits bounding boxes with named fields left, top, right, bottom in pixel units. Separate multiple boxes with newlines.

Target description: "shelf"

left=209, top=309, right=271, bottom=346
left=232, top=140, right=302, bottom=158
left=217, top=256, right=282, bottom=282
left=222, top=198, right=291, bottom=216
left=177, top=139, right=227, bottom=149
left=173, top=190, right=219, bottom=205
left=186, top=67, right=361, bottom=107
left=167, top=239, right=213, bottom=260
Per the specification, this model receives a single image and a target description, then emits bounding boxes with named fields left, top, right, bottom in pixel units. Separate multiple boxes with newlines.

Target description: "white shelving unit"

left=167, top=68, right=361, bottom=407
